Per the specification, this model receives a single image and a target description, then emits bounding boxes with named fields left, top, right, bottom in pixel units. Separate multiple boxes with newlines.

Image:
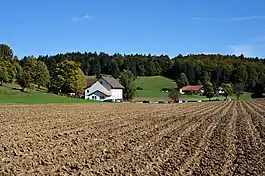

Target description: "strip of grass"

left=0, top=83, right=98, bottom=104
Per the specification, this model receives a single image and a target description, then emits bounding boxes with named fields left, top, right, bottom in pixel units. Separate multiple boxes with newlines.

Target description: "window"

left=86, top=90, right=89, bottom=93
left=100, top=96, right=105, bottom=99
left=100, top=81, right=103, bottom=84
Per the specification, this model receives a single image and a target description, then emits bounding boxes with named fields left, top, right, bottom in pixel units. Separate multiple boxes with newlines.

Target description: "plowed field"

left=0, top=101, right=265, bottom=175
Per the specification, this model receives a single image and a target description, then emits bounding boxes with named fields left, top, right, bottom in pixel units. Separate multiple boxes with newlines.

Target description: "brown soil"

left=0, top=101, right=264, bottom=175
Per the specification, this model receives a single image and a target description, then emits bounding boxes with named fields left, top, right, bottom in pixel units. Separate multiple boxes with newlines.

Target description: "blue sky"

left=2, top=0, right=265, bottom=58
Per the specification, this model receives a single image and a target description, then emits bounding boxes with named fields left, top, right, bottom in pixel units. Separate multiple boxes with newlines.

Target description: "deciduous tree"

left=0, top=60, right=15, bottom=85
left=222, top=83, right=233, bottom=100
left=35, top=61, right=50, bottom=88
left=120, top=70, right=136, bottom=101
left=0, top=63, right=8, bottom=85
left=75, top=68, right=86, bottom=95
left=204, top=82, right=215, bottom=100
left=0, top=44, right=13, bottom=60
left=52, top=60, right=81, bottom=94
left=17, top=70, right=32, bottom=92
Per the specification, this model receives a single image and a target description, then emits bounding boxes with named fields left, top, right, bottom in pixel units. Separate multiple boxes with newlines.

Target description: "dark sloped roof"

left=102, top=76, right=124, bottom=89
left=84, top=78, right=97, bottom=89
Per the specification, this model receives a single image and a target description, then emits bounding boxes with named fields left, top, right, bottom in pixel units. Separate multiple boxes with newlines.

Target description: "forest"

left=1, top=43, right=265, bottom=98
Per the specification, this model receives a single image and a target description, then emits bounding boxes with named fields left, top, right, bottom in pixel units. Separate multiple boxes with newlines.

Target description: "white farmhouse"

left=84, top=76, right=124, bottom=101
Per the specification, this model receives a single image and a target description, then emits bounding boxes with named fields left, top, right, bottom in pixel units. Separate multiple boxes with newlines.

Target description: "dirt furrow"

left=249, top=100, right=265, bottom=110
left=178, top=100, right=236, bottom=176
left=52, top=102, right=211, bottom=137
left=0, top=103, right=205, bottom=139
left=76, top=103, right=226, bottom=175
left=189, top=101, right=237, bottom=175
left=242, top=101, right=265, bottom=142
left=150, top=101, right=232, bottom=173
left=81, top=105, right=224, bottom=168
left=0, top=102, right=211, bottom=153
left=246, top=100, right=265, bottom=114
left=92, top=102, right=230, bottom=175
left=232, top=101, right=265, bottom=175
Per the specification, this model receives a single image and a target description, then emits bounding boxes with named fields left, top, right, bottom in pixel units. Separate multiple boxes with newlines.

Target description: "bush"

left=168, top=89, right=180, bottom=100
left=136, top=87, right=143, bottom=90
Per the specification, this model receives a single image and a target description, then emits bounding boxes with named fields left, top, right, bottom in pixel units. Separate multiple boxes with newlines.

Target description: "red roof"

left=182, top=85, right=202, bottom=91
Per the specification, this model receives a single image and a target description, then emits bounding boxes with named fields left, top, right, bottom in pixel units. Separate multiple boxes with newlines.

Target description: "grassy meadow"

left=134, top=76, right=177, bottom=98
left=134, top=76, right=252, bottom=101
left=0, top=83, right=97, bottom=104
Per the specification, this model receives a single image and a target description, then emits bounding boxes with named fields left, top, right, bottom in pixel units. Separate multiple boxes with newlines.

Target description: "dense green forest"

left=1, top=43, right=265, bottom=98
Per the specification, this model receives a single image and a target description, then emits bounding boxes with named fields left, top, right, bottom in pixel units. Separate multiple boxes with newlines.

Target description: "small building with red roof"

left=180, top=85, right=204, bottom=95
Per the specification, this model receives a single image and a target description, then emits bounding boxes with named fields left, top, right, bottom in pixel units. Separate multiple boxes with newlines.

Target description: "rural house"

left=180, top=85, right=204, bottom=95
left=84, top=76, right=124, bottom=101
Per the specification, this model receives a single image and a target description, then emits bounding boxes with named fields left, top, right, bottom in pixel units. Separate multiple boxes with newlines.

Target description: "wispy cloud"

left=191, top=16, right=265, bottom=21
left=229, top=44, right=254, bottom=56
left=72, top=14, right=92, bottom=23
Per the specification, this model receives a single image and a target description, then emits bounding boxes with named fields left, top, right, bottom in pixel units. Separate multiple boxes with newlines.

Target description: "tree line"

left=37, top=51, right=265, bottom=96
left=1, top=43, right=265, bottom=99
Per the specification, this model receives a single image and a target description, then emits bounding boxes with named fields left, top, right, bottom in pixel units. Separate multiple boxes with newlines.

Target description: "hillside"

left=0, top=83, right=96, bottom=104
left=134, top=76, right=252, bottom=101
left=135, top=76, right=177, bottom=98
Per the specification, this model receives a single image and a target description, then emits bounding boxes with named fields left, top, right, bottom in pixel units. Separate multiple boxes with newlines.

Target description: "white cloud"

left=190, top=16, right=265, bottom=21
left=229, top=44, right=253, bottom=56
left=72, top=14, right=92, bottom=23
left=84, top=14, right=92, bottom=20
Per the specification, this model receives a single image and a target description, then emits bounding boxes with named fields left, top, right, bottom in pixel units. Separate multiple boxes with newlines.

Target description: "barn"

left=84, top=76, right=124, bottom=101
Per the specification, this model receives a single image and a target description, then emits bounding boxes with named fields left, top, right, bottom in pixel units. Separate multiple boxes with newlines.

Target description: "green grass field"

left=135, top=76, right=177, bottom=98
left=0, top=83, right=97, bottom=104
left=134, top=76, right=252, bottom=101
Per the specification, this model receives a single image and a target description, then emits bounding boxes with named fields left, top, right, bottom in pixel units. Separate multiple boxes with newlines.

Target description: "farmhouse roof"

left=84, top=78, right=97, bottom=89
left=101, top=76, right=124, bottom=89
left=182, top=85, right=202, bottom=91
